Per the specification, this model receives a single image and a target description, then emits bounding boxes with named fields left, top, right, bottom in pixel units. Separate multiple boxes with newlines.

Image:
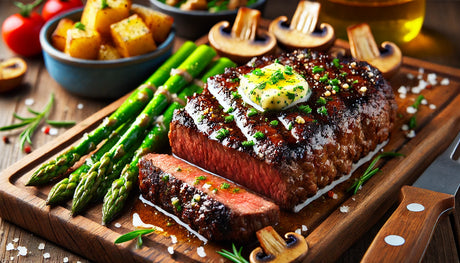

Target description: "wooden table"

left=1, top=0, right=459, bottom=262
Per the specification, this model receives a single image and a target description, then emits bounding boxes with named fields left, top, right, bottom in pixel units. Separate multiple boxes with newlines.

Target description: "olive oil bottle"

left=317, top=0, right=426, bottom=44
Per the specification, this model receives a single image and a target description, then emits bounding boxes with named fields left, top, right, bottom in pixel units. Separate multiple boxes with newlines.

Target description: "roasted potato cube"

left=131, top=4, right=173, bottom=44
left=110, top=14, right=156, bottom=57
left=51, top=18, right=75, bottom=52
left=65, top=27, right=102, bottom=59
left=81, top=0, right=132, bottom=37
left=98, top=43, right=122, bottom=60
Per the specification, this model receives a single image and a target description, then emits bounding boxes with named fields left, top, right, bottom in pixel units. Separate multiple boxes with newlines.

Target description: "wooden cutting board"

left=0, top=39, right=459, bottom=262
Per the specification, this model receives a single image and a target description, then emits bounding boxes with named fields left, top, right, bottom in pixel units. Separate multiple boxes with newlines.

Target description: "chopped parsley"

left=317, top=106, right=328, bottom=115
left=74, top=22, right=85, bottom=31
left=298, top=105, right=312, bottom=114
left=216, top=128, right=230, bottom=140
left=231, top=91, right=241, bottom=99
left=101, top=0, right=109, bottom=9
left=161, top=174, right=169, bottom=182
left=319, top=73, right=329, bottom=82
left=225, top=107, right=235, bottom=113
left=284, top=65, right=294, bottom=75
left=312, top=66, right=325, bottom=74
left=254, top=131, right=265, bottom=140
left=247, top=108, right=258, bottom=117
left=224, top=115, right=234, bottom=123
left=232, top=188, right=240, bottom=193
left=269, top=69, right=285, bottom=85
left=242, top=140, right=255, bottom=147
left=269, top=120, right=279, bottom=126
left=220, top=182, right=230, bottom=189
left=252, top=68, right=264, bottom=76
left=332, top=58, right=343, bottom=69
left=194, top=175, right=207, bottom=185
left=316, top=97, right=327, bottom=105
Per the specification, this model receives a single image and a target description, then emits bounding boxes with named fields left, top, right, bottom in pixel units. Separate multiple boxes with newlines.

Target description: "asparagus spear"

left=71, top=45, right=217, bottom=215
left=27, top=41, right=198, bottom=186
left=46, top=121, right=132, bottom=205
left=101, top=57, right=236, bottom=224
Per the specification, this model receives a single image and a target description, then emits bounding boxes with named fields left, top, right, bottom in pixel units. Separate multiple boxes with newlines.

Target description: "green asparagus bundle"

left=46, top=121, right=132, bottom=205
left=27, top=41, right=198, bottom=186
left=101, top=57, right=236, bottom=224
left=71, top=45, right=217, bottom=215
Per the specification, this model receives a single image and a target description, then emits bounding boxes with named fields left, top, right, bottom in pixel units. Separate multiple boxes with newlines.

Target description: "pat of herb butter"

left=239, top=63, right=311, bottom=111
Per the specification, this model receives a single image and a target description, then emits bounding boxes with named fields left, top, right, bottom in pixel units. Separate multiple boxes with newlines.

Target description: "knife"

left=361, top=131, right=460, bottom=263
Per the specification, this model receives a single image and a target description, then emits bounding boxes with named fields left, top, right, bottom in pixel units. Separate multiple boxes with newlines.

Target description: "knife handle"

left=361, top=185, right=455, bottom=263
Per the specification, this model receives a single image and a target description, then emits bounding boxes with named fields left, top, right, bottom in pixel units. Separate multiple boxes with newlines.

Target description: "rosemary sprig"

left=217, top=243, right=249, bottom=263
left=0, top=93, right=75, bottom=150
left=348, top=152, right=404, bottom=194
left=114, top=229, right=156, bottom=249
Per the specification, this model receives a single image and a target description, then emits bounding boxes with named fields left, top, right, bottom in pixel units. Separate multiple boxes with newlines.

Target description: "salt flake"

left=168, top=246, right=174, bottom=255
left=49, top=128, right=58, bottom=136
left=38, top=243, right=45, bottom=250
left=429, top=104, right=437, bottom=110
left=406, top=130, right=416, bottom=138
left=339, top=206, right=350, bottom=213
left=406, top=106, right=417, bottom=114
left=25, top=98, right=34, bottom=106
left=197, top=246, right=206, bottom=257
left=114, top=223, right=122, bottom=228
left=6, top=243, right=15, bottom=251
left=295, top=228, right=301, bottom=234
left=63, top=257, right=69, bottom=262
left=440, top=78, right=450, bottom=86
left=170, top=235, right=177, bottom=244
left=17, top=246, right=27, bottom=256
left=401, top=124, right=409, bottom=131
left=302, top=225, right=308, bottom=232
left=77, top=103, right=84, bottom=110
left=43, top=252, right=50, bottom=259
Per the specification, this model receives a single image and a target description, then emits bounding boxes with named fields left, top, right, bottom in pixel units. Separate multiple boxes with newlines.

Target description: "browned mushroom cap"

left=347, top=23, right=402, bottom=79
left=250, top=226, right=308, bottom=263
left=269, top=1, right=335, bottom=52
left=0, top=58, right=27, bottom=92
left=208, top=7, right=277, bottom=64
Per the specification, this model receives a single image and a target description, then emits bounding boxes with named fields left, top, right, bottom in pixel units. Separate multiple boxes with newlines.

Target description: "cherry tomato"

left=2, top=0, right=45, bottom=57
left=42, top=0, right=83, bottom=21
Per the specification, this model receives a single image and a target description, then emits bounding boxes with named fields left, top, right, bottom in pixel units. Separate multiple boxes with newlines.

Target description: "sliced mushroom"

left=269, top=1, right=335, bottom=52
left=249, top=226, right=308, bottom=263
left=208, top=7, right=277, bottom=64
left=0, top=58, right=27, bottom=92
left=347, top=23, right=402, bottom=79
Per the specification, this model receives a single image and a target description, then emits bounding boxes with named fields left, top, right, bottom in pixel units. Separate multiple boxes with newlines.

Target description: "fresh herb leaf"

left=217, top=243, right=249, bottom=263
left=409, top=115, right=417, bottom=129
left=412, top=95, right=425, bottom=110
left=348, top=152, right=404, bottom=194
left=74, top=22, right=85, bottom=31
left=114, top=229, right=155, bottom=246
left=101, top=0, right=109, bottom=9
left=0, top=93, right=74, bottom=151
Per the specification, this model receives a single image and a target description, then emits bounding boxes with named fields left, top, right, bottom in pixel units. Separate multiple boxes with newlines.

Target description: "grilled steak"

left=169, top=49, right=397, bottom=210
left=138, top=153, right=280, bottom=241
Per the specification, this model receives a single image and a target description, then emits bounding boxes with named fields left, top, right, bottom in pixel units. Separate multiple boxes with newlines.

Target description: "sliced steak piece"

left=169, top=49, right=397, bottom=211
left=138, top=153, right=280, bottom=241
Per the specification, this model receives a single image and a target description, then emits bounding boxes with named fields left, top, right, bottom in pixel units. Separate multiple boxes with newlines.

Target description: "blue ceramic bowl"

left=150, top=0, right=266, bottom=39
left=40, top=8, right=175, bottom=99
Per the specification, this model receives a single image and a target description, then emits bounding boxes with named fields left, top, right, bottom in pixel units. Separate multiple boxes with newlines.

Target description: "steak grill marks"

left=170, top=49, right=397, bottom=210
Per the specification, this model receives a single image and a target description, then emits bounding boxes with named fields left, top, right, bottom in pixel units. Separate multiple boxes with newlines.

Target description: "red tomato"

left=2, top=12, right=45, bottom=57
left=42, top=0, right=83, bottom=21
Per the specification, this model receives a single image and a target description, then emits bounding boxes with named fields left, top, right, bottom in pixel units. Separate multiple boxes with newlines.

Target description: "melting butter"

left=239, top=63, right=311, bottom=111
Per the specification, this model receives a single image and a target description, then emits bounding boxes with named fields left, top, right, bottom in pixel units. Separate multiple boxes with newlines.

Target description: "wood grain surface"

left=1, top=0, right=460, bottom=262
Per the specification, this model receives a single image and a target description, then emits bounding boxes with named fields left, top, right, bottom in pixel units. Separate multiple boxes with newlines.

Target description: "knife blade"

left=361, top=131, right=460, bottom=263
